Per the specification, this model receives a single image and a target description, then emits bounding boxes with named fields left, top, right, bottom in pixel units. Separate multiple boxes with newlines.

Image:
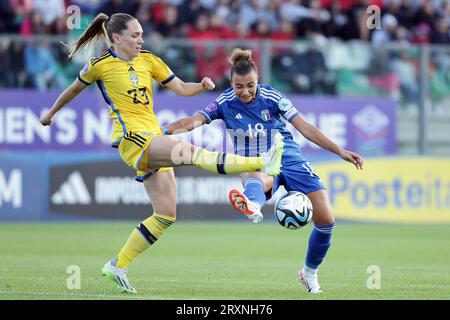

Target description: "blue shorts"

left=266, top=158, right=325, bottom=200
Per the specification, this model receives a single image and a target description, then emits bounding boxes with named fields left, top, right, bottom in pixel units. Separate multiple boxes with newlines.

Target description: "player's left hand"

left=201, top=77, right=215, bottom=91
left=40, top=111, right=54, bottom=126
left=340, top=150, right=364, bottom=170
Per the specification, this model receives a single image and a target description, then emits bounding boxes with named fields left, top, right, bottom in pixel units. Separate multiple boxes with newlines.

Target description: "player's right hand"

left=40, top=111, right=53, bottom=126
left=201, top=77, right=215, bottom=91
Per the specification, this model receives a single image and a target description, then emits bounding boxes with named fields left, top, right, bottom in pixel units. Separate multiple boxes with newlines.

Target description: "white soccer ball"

left=274, top=191, right=313, bottom=230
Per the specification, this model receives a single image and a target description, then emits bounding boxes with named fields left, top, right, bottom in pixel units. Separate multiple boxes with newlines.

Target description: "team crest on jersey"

left=130, top=72, right=139, bottom=86
left=261, top=109, right=270, bottom=121
left=278, top=97, right=293, bottom=111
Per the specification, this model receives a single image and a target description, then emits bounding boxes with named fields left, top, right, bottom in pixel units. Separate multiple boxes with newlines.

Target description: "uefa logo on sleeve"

left=206, top=102, right=218, bottom=112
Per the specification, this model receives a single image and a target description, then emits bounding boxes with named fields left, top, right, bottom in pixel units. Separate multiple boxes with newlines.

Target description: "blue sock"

left=243, top=178, right=266, bottom=208
left=305, top=223, right=335, bottom=269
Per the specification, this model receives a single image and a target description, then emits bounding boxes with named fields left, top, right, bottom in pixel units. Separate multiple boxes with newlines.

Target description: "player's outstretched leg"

left=229, top=188, right=263, bottom=223
left=101, top=257, right=137, bottom=294
left=192, top=132, right=284, bottom=176
left=148, top=132, right=284, bottom=176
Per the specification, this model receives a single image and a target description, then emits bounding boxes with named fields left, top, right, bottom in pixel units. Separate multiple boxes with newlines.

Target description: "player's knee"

left=240, top=172, right=252, bottom=181
left=312, top=209, right=335, bottom=225
left=158, top=209, right=176, bottom=219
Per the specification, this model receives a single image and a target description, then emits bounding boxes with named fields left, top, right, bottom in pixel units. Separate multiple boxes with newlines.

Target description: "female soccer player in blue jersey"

left=40, top=16, right=284, bottom=294
left=165, top=48, right=364, bottom=294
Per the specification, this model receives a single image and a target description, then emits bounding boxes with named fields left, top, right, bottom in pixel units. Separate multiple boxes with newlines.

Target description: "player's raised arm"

left=164, top=113, right=207, bottom=135
left=40, top=77, right=87, bottom=126
left=290, top=114, right=364, bottom=170
left=165, top=76, right=215, bottom=96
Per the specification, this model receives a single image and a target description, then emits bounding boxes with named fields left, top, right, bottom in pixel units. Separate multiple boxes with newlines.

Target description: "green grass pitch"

left=0, top=221, right=449, bottom=300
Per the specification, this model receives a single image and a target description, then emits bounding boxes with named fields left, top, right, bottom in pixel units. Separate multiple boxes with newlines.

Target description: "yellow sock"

left=116, top=213, right=176, bottom=268
left=192, top=148, right=264, bottom=174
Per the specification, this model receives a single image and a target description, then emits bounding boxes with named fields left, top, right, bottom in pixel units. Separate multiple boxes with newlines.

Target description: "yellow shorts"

left=116, top=131, right=173, bottom=182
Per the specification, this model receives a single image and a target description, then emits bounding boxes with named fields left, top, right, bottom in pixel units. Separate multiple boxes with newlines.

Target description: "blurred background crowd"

left=1, top=0, right=449, bottom=43
left=0, top=0, right=449, bottom=112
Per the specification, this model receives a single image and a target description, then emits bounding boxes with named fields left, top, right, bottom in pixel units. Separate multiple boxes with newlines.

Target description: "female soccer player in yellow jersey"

left=40, top=13, right=284, bottom=294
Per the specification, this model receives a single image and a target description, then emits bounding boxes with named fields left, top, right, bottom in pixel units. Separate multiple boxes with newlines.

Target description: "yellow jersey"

left=78, top=47, right=175, bottom=146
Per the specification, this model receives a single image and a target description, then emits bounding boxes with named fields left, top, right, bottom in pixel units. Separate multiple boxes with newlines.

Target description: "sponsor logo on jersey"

left=235, top=113, right=243, bottom=120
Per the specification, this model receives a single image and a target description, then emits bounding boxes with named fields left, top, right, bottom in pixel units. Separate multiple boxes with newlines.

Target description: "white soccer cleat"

left=298, top=269, right=323, bottom=294
left=101, top=259, right=137, bottom=294
left=261, top=132, right=284, bottom=176
left=228, top=189, right=264, bottom=224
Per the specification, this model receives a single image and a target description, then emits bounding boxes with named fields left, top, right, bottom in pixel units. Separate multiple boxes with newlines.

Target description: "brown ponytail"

left=65, top=12, right=136, bottom=59
left=229, top=48, right=258, bottom=78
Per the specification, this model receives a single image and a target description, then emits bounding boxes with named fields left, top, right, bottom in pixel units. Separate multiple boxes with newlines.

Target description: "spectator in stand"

left=0, top=39, right=8, bottom=86
left=371, top=14, right=400, bottom=45
left=279, top=0, right=310, bottom=24
left=272, top=19, right=296, bottom=40
left=71, top=0, right=103, bottom=17
left=155, top=5, right=184, bottom=37
left=10, top=0, right=34, bottom=30
left=431, top=16, right=450, bottom=44
left=209, top=13, right=236, bottom=38
left=150, top=0, right=169, bottom=26
left=6, top=41, right=27, bottom=87
left=276, top=35, right=336, bottom=94
left=223, top=0, right=243, bottom=27
left=24, top=39, right=64, bottom=91
left=249, top=19, right=272, bottom=39
left=411, top=22, right=432, bottom=44
left=324, top=0, right=350, bottom=38
left=215, top=0, right=232, bottom=21
left=96, top=0, right=137, bottom=16
left=0, top=0, right=17, bottom=33
left=240, top=0, right=278, bottom=32
left=32, top=0, right=65, bottom=32
left=390, top=50, right=420, bottom=109
left=385, top=0, right=401, bottom=18
left=232, top=20, right=251, bottom=40
left=199, top=0, right=218, bottom=10
left=300, top=35, right=336, bottom=94
left=10, top=0, right=33, bottom=15
left=320, top=0, right=384, bottom=12
left=188, top=13, right=229, bottom=87
left=443, top=0, right=450, bottom=24
left=188, top=13, right=215, bottom=39
left=297, top=0, right=331, bottom=37
left=414, top=0, right=438, bottom=30
left=178, top=0, right=208, bottom=27
left=347, top=0, right=380, bottom=40
left=134, top=6, right=155, bottom=35
left=396, top=0, right=416, bottom=29
left=20, top=9, right=47, bottom=35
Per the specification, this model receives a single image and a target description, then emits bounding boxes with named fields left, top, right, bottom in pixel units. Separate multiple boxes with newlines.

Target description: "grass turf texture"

left=0, top=222, right=449, bottom=300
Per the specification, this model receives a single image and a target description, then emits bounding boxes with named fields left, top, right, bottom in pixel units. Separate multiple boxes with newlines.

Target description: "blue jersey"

left=199, top=84, right=306, bottom=162
left=200, top=84, right=325, bottom=195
